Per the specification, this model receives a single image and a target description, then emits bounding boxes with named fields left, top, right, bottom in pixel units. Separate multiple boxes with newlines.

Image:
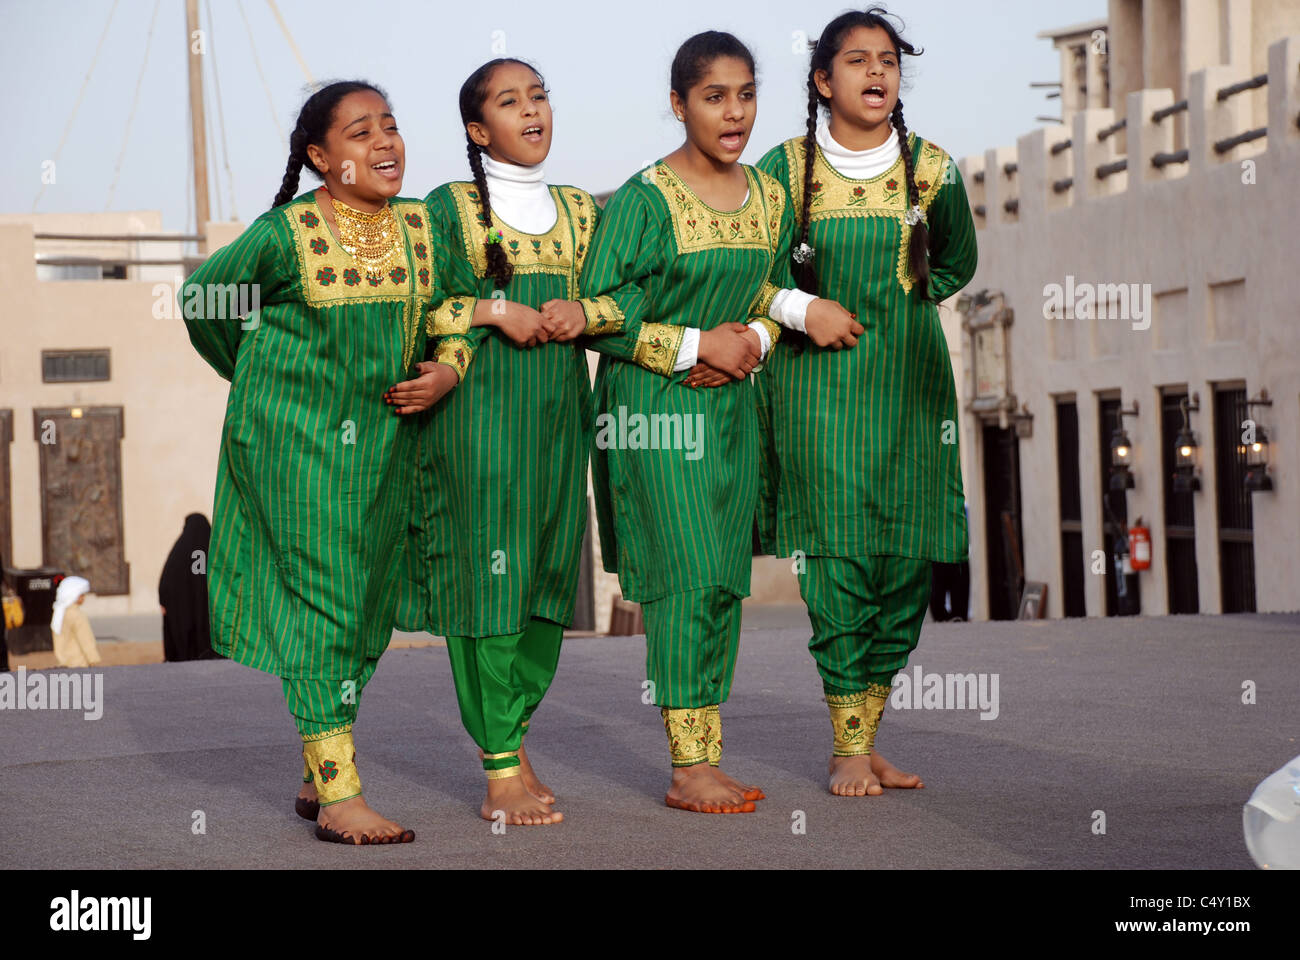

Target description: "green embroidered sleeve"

left=425, top=186, right=490, bottom=381
left=181, top=214, right=290, bottom=381
left=578, top=179, right=681, bottom=376
left=924, top=158, right=979, bottom=302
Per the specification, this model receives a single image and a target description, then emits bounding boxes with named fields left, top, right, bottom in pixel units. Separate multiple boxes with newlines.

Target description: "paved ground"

left=2, top=610, right=1296, bottom=869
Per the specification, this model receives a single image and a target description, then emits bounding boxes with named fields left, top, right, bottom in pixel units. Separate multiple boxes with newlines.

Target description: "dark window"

left=41, top=350, right=110, bottom=383
left=1055, top=400, right=1086, bottom=617
left=1161, top=391, right=1199, bottom=613
left=1099, top=395, right=1140, bottom=615
left=1213, top=386, right=1255, bottom=612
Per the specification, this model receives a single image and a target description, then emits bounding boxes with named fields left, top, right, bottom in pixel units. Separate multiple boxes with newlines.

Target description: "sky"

left=3, top=0, right=1105, bottom=231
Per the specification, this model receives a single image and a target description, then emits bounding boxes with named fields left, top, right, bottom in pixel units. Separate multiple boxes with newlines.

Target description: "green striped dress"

left=397, top=182, right=600, bottom=637
left=182, top=192, right=434, bottom=681
left=581, top=162, right=791, bottom=602
left=755, top=134, right=978, bottom=563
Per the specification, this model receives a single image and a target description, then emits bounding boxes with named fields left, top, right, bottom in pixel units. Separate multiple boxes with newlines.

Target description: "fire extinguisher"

left=1129, top=517, right=1152, bottom=571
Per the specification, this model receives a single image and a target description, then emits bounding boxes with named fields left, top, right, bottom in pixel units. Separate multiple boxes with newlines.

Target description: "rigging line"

left=265, top=0, right=315, bottom=88
left=236, top=0, right=287, bottom=152
left=205, top=0, right=238, bottom=219
left=105, top=0, right=163, bottom=211
left=33, top=0, right=121, bottom=211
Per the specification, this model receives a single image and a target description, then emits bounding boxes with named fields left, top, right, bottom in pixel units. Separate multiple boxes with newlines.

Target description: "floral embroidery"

left=299, top=211, right=319, bottom=228
left=653, top=163, right=771, bottom=255
left=781, top=135, right=951, bottom=294
left=581, top=294, right=624, bottom=335
left=309, top=236, right=329, bottom=255
left=389, top=266, right=407, bottom=284
left=342, top=267, right=361, bottom=286
left=404, top=212, right=423, bottom=228
left=445, top=182, right=587, bottom=295
left=414, top=241, right=427, bottom=260
left=318, top=760, right=339, bottom=783
left=315, top=266, right=337, bottom=286
left=366, top=274, right=384, bottom=287
left=418, top=267, right=430, bottom=286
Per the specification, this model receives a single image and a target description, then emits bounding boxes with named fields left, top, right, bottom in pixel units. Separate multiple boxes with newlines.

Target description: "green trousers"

left=642, top=587, right=743, bottom=709
left=446, top=617, right=563, bottom=772
left=282, top=656, right=380, bottom=738
left=799, top=555, right=931, bottom=696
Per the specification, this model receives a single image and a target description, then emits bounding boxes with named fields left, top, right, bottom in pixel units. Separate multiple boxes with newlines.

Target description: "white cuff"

left=673, top=327, right=701, bottom=372
left=769, top=288, right=815, bottom=333
left=747, top=321, right=771, bottom=361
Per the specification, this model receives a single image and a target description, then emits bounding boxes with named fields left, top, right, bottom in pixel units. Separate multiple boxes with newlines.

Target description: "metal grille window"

left=1161, top=391, right=1199, bottom=613
left=1213, top=386, right=1256, bottom=613
left=41, top=350, right=110, bottom=383
left=1055, top=400, right=1086, bottom=617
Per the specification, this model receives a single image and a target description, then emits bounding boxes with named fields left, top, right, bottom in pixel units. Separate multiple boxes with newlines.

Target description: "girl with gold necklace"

left=182, top=81, right=455, bottom=845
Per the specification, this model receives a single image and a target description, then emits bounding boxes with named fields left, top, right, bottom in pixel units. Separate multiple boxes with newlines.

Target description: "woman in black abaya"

left=159, top=513, right=219, bottom=661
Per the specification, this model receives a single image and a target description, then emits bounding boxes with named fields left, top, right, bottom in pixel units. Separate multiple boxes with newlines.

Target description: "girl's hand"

left=539, top=300, right=588, bottom=341
left=491, top=301, right=550, bottom=348
left=683, top=363, right=731, bottom=388
left=805, top=299, right=865, bottom=349
left=385, top=361, right=460, bottom=414
left=697, top=322, right=760, bottom=380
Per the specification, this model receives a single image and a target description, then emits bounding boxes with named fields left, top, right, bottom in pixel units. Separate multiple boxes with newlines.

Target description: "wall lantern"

left=1244, top=389, right=1273, bottom=493
left=1172, top=393, right=1200, bottom=493
left=1109, top=400, right=1139, bottom=491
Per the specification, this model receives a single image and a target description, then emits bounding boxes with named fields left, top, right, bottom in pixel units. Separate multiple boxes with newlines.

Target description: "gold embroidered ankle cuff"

left=827, top=690, right=888, bottom=758
left=704, top=704, right=722, bottom=767
left=302, top=729, right=362, bottom=805
left=662, top=706, right=710, bottom=767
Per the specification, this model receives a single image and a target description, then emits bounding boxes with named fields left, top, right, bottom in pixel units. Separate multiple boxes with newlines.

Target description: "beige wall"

left=0, top=213, right=233, bottom=619
left=955, top=34, right=1300, bottom=618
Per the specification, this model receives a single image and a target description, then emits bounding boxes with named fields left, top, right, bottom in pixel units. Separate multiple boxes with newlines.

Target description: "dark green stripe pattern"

left=182, top=192, right=432, bottom=681
left=397, top=183, right=594, bottom=637
left=755, top=137, right=978, bottom=563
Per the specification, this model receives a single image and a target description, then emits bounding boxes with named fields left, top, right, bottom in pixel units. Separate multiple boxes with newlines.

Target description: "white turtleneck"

left=768, top=120, right=903, bottom=333
left=481, top=154, right=557, bottom=234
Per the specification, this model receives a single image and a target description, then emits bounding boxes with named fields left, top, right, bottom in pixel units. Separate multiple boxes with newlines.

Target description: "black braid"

left=271, top=126, right=308, bottom=208
left=269, top=80, right=389, bottom=211
left=466, top=135, right=513, bottom=288
left=795, top=71, right=820, bottom=296
left=891, top=100, right=932, bottom=301
left=459, top=58, right=547, bottom=291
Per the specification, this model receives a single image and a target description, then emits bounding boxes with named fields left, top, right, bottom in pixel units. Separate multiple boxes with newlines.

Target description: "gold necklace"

left=330, top=197, right=404, bottom=279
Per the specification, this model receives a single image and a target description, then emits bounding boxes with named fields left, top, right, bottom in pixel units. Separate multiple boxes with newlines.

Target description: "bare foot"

left=482, top=775, right=563, bottom=825
left=665, top=763, right=756, bottom=813
left=828, top=751, right=924, bottom=797
left=709, top=766, right=765, bottom=801
left=870, top=750, right=924, bottom=789
left=518, top=742, right=555, bottom=804
left=295, top=778, right=320, bottom=821
left=478, top=744, right=555, bottom=804
left=316, top=795, right=412, bottom=844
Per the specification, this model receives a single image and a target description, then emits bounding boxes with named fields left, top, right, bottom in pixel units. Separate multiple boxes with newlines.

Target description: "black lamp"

left=1173, top=393, right=1200, bottom=493
left=1244, top=390, right=1273, bottom=493
left=1110, top=401, right=1138, bottom=491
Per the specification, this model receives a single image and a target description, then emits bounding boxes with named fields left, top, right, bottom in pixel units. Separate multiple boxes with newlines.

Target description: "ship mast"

left=185, top=0, right=210, bottom=252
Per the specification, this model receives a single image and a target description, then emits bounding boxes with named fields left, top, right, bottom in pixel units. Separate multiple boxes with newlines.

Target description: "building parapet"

left=960, top=36, right=1300, bottom=224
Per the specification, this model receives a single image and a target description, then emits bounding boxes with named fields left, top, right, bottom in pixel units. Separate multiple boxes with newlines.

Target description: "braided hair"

left=459, top=59, right=546, bottom=290
left=797, top=8, right=931, bottom=300
left=271, top=81, right=389, bottom=209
